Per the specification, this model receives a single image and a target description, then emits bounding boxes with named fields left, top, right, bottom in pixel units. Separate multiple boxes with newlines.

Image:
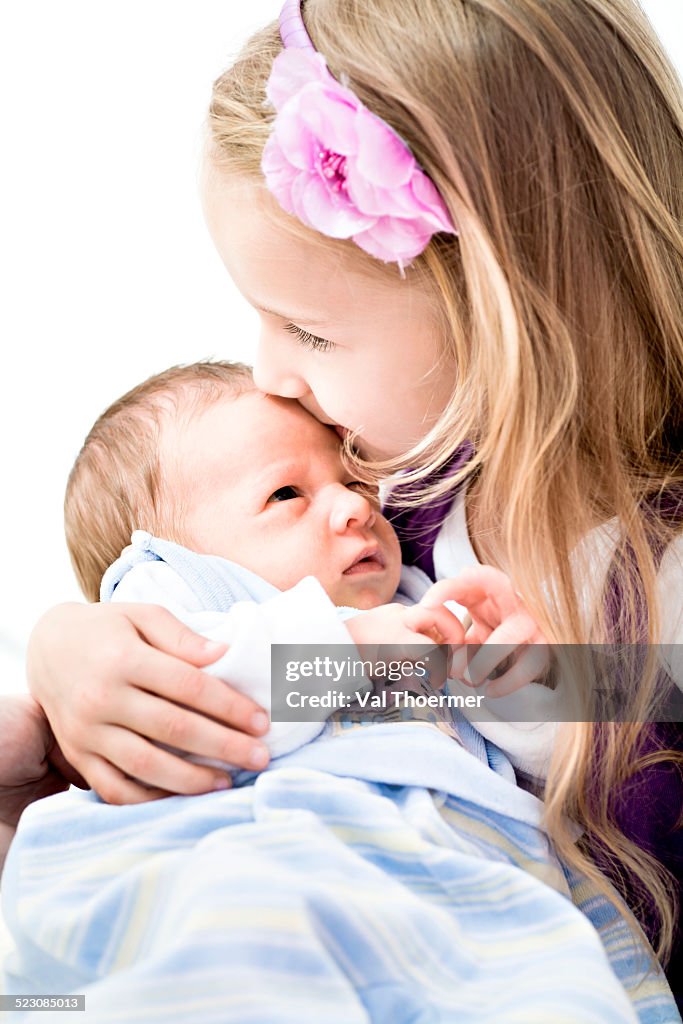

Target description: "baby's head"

left=65, top=361, right=402, bottom=610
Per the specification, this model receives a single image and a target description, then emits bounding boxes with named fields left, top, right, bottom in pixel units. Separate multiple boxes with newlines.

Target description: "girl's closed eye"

left=268, top=485, right=301, bottom=502
left=284, top=323, right=335, bottom=352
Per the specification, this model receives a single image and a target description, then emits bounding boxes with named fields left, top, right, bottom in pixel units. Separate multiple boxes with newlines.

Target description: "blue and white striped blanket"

left=2, top=722, right=679, bottom=1023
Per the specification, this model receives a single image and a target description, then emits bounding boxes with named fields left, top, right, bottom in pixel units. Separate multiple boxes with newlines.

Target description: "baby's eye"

left=268, top=486, right=301, bottom=502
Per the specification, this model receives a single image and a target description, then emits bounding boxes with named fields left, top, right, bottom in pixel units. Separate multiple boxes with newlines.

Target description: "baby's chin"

left=327, top=579, right=398, bottom=611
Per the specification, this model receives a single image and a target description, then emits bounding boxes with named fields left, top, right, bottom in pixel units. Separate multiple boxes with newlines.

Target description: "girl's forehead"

left=202, top=169, right=416, bottom=310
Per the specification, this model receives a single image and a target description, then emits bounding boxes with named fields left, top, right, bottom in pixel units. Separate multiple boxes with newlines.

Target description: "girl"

left=27, top=0, right=682, bottom=1001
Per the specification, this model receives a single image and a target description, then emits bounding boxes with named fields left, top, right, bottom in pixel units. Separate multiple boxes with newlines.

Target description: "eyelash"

left=284, top=323, right=335, bottom=352
left=268, top=482, right=378, bottom=504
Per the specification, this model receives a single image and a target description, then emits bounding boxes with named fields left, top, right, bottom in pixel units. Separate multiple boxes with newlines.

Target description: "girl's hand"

left=0, top=694, right=86, bottom=869
left=0, top=694, right=86, bottom=826
left=418, top=567, right=551, bottom=697
left=27, top=603, right=271, bottom=804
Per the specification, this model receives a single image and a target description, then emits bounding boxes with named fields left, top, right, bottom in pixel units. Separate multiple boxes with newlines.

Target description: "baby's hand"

left=345, top=601, right=465, bottom=688
left=419, top=566, right=551, bottom=697
left=345, top=601, right=465, bottom=649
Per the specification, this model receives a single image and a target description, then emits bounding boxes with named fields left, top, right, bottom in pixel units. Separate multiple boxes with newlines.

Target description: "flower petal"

left=297, top=85, right=359, bottom=156
left=354, top=215, right=432, bottom=263
left=409, top=169, right=456, bottom=233
left=266, top=49, right=331, bottom=110
left=261, top=136, right=299, bottom=213
left=355, top=111, right=415, bottom=188
left=262, top=32, right=456, bottom=263
left=274, top=102, right=319, bottom=170
left=345, top=161, right=417, bottom=218
left=296, top=173, right=375, bottom=237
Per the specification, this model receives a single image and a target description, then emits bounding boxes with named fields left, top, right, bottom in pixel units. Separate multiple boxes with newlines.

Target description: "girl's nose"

left=329, top=486, right=377, bottom=534
left=253, top=335, right=308, bottom=400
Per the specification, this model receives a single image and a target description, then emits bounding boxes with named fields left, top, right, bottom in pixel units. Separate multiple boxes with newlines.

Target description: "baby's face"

left=165, top=391, right=402, bottom=609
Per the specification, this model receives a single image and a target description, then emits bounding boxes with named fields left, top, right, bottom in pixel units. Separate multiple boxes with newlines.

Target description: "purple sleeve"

left=598, top=724, right=682, bottom=1011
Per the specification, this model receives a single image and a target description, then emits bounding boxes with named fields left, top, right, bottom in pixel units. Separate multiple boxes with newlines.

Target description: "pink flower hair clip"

left=261, top=0, right=458, bottom=268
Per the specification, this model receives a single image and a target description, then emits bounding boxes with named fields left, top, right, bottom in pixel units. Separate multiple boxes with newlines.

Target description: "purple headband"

left=261, top=0, right=457, bottom=267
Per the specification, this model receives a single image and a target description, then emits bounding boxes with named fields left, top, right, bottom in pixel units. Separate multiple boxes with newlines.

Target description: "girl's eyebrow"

left=247, top=297, right=331, bottom=327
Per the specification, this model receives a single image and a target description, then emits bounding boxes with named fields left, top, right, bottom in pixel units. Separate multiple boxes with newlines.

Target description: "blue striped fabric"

left=2, top=723, right=679, bottom=1023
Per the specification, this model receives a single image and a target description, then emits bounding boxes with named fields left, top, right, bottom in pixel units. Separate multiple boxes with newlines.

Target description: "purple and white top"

left=386, top=462, right=683, bottom=1006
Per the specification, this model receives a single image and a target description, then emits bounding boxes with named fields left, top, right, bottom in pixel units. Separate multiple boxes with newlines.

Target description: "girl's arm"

left=28, top=562, right=556, bottom=804
left=27, top=601, right=268, bottom=803
left=0, top=695, right=85, bottom=871
left=27, top=569, right=358, bottom=804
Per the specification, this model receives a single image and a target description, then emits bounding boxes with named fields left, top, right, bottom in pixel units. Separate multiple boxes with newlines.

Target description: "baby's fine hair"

left=64, top=360, right=254, bottom=602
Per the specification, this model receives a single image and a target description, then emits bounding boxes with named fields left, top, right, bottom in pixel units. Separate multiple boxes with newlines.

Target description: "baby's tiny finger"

left=465, top=614, right=539, bottom=685
left=464, top=642, right=517, bottom=687
left=409, top=603, right=466, bottom=645
left=484, top=644, right=551, bottom=698
left=449, top=643, right=474, bottom=682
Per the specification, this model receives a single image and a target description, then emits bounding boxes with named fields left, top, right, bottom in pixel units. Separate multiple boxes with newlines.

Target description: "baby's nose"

left=329, top=486, right=377, bottom=533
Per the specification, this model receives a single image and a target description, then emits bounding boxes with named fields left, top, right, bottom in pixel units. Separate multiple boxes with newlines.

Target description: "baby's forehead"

left=246, top=392, right=342, bottom=448
left=161, top=386, right=354, bottom=497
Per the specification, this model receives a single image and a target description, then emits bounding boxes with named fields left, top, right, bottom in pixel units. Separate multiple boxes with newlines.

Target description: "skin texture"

left=0, top=695, right=85, bottom=870
left=168, top=391, right=402, bottom=610
left=26, top=395, right=469, bottom=804
left=201, top=170, right=456, bottom=461
left=19, top=167, right=546, bottom=805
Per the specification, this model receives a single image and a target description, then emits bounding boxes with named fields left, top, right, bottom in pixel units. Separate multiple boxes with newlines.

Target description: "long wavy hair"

left=207, top=0, right=683, bottom=959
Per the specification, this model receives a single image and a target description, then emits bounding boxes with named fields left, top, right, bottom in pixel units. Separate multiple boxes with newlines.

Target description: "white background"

left=0, top=2, right=681, bottom=693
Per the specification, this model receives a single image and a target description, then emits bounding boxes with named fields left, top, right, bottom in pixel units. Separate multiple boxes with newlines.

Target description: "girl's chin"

left=355, top=439, right=402, bottom=462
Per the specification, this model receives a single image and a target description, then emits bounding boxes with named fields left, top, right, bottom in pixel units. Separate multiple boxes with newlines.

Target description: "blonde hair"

left=208, top=0, right=683, bottom=959
left=65, top=361, right=254, bottom=602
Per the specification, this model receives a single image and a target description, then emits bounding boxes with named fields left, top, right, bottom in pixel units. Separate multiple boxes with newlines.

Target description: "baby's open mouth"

left=343, top=548, right=386, bottom=575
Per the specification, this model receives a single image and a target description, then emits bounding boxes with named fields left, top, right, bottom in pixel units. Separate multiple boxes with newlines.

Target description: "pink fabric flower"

left=262, top=49, right=456, bottom=265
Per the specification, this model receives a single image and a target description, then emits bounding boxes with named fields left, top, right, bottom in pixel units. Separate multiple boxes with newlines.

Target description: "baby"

left=62, top=360, right=548, bottom=782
